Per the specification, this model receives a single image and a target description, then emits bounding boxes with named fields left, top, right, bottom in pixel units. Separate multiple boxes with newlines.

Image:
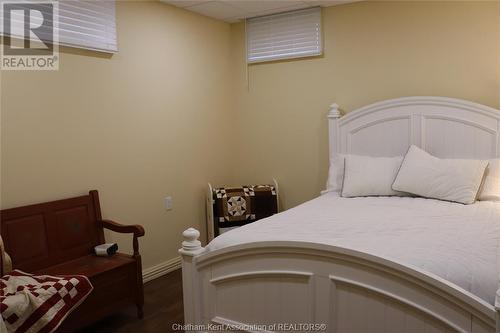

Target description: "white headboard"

left=329, top=96, right=500, bottom=160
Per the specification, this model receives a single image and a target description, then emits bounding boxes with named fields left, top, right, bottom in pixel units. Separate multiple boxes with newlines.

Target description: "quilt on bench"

left=0, top=270, right=93, bottom=333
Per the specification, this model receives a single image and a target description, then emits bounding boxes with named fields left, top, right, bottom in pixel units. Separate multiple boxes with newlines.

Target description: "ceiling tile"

left=225, top=2, right=309, bottom=22
left=162, top=0, right=362, bottom=22
left=186, top=1, right=247, bottom=20
left=251, top=3, right=310, bottom=17
left=160, top=1, right=207, bottom=8
left=303, top=0, right=362, bottom=6
left=222, top=0, right=303, bottom=13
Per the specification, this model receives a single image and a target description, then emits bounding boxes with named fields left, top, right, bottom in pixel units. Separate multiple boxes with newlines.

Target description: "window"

left=58, top=0, right=117, bottom=53
left=0, top=0, right=117, bottom=53
left=246, top=7, right=322, bottom=64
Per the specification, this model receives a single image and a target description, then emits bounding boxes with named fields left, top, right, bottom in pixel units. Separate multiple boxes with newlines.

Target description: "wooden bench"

left=0, top=190, right=145, bottom=332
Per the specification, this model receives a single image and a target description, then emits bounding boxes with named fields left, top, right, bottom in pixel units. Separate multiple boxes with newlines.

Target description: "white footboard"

left=179, top=228, right=499, bottom=333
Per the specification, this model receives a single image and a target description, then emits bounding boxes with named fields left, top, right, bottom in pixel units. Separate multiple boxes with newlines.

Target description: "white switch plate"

left=165, top=196, right=173, bottom=210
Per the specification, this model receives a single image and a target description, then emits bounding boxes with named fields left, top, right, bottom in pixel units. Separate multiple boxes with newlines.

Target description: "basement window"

left=57, top=0, right=118, bottom=53
left=246, top=7, right=322, bottom=64
left=0, top=0, right=117, bottom=53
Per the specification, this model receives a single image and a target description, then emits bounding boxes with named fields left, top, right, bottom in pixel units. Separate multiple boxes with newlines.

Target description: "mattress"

left=207, top=193, right=500, bottom=304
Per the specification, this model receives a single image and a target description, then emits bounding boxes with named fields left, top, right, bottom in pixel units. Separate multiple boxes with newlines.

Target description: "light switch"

left=165, top=196, right=173, bottom=210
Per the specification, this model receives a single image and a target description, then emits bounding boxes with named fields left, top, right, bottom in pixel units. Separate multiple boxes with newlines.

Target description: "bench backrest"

left=0, top=190, right=104, bottom=272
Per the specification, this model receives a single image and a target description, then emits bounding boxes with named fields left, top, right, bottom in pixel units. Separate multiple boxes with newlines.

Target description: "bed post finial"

left=180, top=228, right=203, bottom=255
left=328, top=103, right=341, bottom=118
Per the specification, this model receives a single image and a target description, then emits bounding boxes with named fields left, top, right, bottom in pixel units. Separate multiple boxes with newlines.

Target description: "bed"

left=179, top=96, right=500, bottom=333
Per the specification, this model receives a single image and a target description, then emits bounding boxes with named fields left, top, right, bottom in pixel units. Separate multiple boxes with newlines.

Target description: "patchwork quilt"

left=0, top=270, right=93, bottom=333
left=212, top=184, right=278, bottom=236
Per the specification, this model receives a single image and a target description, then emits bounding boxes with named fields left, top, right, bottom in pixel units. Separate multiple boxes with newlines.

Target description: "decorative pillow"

left=324, top=154, right=345, bottom=193
left=341, top=155, right=407, bottom=197
left=477, top=159, right=500, bottom=201
left=392, top=145, right=488, bottom=204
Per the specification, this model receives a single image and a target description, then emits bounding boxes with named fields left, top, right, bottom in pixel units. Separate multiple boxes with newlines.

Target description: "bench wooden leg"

left=135, top=254, right=145, bottom=319
left=137, top=304, right=144, bottom=319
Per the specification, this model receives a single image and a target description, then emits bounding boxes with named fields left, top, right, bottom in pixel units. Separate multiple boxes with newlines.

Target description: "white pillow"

left=324, top=154, right=345, bottom=193
left=341, top=155, right=407, bottom=197
left=392, top=145, right=488, bottom=204
left=478, top=159, right=500, bottom=201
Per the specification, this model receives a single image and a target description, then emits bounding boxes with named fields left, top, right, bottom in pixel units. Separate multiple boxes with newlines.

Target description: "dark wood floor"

left=79, top=269, right=184, bottom=333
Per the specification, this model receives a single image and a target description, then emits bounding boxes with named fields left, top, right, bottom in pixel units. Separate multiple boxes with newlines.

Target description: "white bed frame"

left=179, top=96, right=500, bottom=333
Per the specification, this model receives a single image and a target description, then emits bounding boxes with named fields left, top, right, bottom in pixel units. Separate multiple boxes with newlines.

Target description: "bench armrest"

left=101, top=219, right=145, bottom=237
left=100, top=219, right=145, bottom=256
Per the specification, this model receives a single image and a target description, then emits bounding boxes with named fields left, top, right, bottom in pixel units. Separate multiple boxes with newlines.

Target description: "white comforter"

left=207, top=193, right=500, bottom=304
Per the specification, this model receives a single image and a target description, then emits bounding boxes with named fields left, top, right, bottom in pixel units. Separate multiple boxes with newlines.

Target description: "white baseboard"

left=142, top=256, right=182, bottom=283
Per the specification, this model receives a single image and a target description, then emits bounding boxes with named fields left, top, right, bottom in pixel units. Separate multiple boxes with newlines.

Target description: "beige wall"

left=0, top=1, right=235, bottom=269
left=230, top=0, right=500, bottom=209
left=1, top=1, right=499, bottom=271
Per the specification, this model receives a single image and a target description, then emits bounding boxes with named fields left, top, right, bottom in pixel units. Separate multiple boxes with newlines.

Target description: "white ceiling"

left=161, top=0, right=361, bottom=23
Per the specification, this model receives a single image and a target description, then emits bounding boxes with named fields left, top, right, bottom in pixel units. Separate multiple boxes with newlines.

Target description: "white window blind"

left=58, top=0, right=117, bottom=53
left=0, top=0, right=117, bottom=53
left=246, top=7, right=322, bottom=63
